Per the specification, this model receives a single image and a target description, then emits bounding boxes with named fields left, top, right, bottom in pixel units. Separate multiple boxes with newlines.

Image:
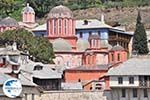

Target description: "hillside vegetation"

left=0, top=0, right=150, bottom=30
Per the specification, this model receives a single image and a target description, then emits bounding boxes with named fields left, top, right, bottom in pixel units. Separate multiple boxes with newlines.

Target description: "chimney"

left=101, top=14, right=105, bottom=23
left=83, top=20, right=88, bottom=25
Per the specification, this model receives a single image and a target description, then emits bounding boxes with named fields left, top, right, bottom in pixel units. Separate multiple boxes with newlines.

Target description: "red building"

left=44, top=5, right=128, bottom=90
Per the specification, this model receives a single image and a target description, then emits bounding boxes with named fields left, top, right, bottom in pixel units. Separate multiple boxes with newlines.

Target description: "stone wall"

left=35, top=91, right=108, bottom=100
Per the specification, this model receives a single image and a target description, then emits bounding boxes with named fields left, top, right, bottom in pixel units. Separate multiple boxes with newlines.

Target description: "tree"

left=0, top=0, right=21, bottom=17
left=0, top=28, right=55, bottom=63
left=132, top=11, right=149, bottom=54
left=25, top=0, right=64, bottom=18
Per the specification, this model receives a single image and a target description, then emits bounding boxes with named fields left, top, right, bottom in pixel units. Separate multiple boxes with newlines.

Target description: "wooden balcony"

left=139, top=76, right=150, bottom=88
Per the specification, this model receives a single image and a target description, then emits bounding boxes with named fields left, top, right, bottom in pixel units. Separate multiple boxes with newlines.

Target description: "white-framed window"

left=118, top=77, right=123, bottom=84
left=129, top=76, right=134, bottom=84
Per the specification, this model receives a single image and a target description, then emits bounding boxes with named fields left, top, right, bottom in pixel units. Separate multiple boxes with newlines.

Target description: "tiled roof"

left=0, top=17, right=19, bottom=27
left=110, top=44, right=124, bottom=51
left=107, top=57, right=150, bottom=76
left=77, top=39, right=89, bottom=51
left=0, top=73, right=36, bottom=86
left=0, top=47, right=21, bottom=55
left=76, top=19, right=111, bottom=29
left=32, top=23, right=46, bottom=31
left=48, top=5, right=73, bottom=19
left=21, top=61, right=62, bottom=79
left=52, top=38, right=72, bottom=52
left=66, top=64, right=111, bottom=71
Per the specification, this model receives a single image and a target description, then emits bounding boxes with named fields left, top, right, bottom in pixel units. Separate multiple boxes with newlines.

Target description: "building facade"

left=107, top=56, right=150, bottom=100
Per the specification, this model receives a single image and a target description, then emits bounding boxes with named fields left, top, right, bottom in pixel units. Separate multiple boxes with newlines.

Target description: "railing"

left=139, top=81, right=150, bottom=88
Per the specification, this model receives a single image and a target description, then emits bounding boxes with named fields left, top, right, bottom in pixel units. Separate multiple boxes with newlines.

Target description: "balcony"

left=139, top=76, right=150, bottom=88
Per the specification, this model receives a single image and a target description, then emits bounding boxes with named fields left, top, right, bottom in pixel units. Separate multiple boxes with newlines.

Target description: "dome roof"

left=0, top=17, right=19, bottom=26
left=48, top=5, right=73, bottom=19
left=52, top=38, right=72, bottom=51
left=22, top=3, right=35, bottom=14
left=77, top=39, right=89, bottom=51
left=100, top=40, right=112, bottom=50
left=88, top=34, right=100, bottom=40
left=111, top=44, right=125, bottom=51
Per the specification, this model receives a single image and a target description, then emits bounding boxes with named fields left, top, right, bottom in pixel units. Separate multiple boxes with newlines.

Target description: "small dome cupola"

left=22, top=3, right=35, bottom=23
left=0, top=17, right=19, bottom=27
left=22, top=3, right=35, bottom=14
left=47, top=5, right=73, bottom=19
left=111, top=44, right=125, bottom=51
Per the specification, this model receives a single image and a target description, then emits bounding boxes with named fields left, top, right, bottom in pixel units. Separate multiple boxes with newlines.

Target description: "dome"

left=88, top=34, right=100, bottom=40
left=77, top=39, right=89, bottom=51
left=0, top=17, right=19, bottom=27
left=52, top=38, right=72, bottom=51
left=48, top=5, right=73, bottom=19
left=22, top=3, right=35, bottom=14
left=111, top=44, right=125, bottom=51
left=100, top=40, right=112, bottom=50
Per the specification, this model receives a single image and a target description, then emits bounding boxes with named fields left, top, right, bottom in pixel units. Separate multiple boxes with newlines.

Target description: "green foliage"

left=0, top=0, right=23, bottom=19
left=25, top=0, right=64, bottom=18
left=1, top=0, right=150, bottom=19
left=132, top=11, right=149, bottom=54
left=0, top=28, right=55, bottom=63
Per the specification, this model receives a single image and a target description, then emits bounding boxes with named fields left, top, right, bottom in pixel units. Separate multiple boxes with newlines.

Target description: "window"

left=12, top=65, right=18, bottom=70
left=78, top=79, right=81, bottom=82
left=98, top=31, right=101, bottom=36
left=133, top=89, right=137, bottom=98
left=59, top=19, right=61, bottom=34
left=34, top=65, right=43, bottom=70
left=24, top=93, right=27, bottom=100
left=118, top=77, right=123, bottom=84
left=122, top=89, right=126, bottom=97
left=54, top=18, right=56, bottom=34
left=117, top=53, right=121, bottom=61
left=111, top=54, right=114, bottom=61
left=32, top=94, right=34, bottom=100
left=79, top=32, right=83, bottom=38
left=144, top=89, right=148, bottom=98
left=89, top=31, right=92, bottom=36
left=129, top=77, right=134, bottom=84
left=65, top=19, right=67, bottom=34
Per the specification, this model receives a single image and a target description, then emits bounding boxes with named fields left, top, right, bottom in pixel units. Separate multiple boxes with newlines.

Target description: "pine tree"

left=132, top=11, right=149, bottom=54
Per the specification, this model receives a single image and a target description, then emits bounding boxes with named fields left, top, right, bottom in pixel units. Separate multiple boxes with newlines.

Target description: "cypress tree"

left=132, top=11, right=149, bottom=54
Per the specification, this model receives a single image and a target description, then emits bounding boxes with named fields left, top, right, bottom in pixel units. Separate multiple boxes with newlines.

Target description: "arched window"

left=117, top=53, right=121, bottom=61
left=65, top=19, right=67, bottom=35
left=59, top=19, right=61, bottom=35
left=54, top=18, right=56, bottom=34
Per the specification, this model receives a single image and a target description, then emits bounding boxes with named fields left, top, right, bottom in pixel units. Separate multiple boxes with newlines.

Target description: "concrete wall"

left=35, top=91, right=107, bottom=100
left=110, top=76, right=139, bottom=87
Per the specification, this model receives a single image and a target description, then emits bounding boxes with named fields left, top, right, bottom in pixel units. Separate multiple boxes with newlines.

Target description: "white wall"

left=110, top=76, right=139, bottom=87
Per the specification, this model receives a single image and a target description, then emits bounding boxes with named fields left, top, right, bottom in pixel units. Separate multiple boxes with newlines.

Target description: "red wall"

left=64, top=70, right=107, bottom=83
